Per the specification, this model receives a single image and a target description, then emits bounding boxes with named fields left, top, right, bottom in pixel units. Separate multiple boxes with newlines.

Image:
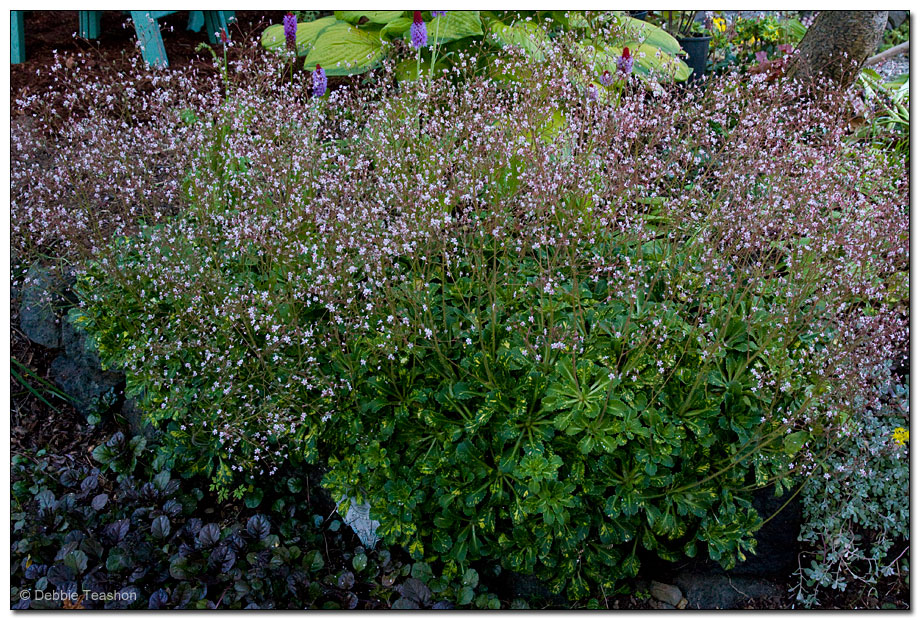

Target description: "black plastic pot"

left=678, top=35, right=711, bottom=82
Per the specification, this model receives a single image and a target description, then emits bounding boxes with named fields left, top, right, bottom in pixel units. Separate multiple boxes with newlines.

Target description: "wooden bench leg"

left=203, top=11, right=230, bottom=44
left=187, top=11, right=204, bottom=33
left=12, top=10, right=25, bottom=64
left=130, top=10, right=168, bottom=67
left=78, top=10, right=103, bottom=39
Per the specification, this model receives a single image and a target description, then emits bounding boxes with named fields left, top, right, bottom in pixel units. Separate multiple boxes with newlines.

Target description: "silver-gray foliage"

left=792, top=376, right=909, bottom=607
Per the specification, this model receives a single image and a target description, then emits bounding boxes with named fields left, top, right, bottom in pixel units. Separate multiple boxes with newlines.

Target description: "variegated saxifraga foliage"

left=12, top=35, right=908, bottom=600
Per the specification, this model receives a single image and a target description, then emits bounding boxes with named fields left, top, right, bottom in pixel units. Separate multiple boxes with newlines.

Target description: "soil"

left=11, top=10, right=287, bottom=107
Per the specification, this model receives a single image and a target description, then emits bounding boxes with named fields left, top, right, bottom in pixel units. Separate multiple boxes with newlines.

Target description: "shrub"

left=23, top=38, right=908, bottom=600
left=792, top=376, right=909, bottom=607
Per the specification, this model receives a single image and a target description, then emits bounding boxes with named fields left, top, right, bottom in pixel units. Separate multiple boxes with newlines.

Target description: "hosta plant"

left=260, top=10, right=690, bottom=82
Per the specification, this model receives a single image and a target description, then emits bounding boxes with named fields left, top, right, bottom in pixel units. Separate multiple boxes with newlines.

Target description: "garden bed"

left=10, top=10, right=909, bottom=610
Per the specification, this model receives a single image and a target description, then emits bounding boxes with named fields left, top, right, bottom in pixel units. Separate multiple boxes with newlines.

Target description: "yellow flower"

left=713, top=17, right=726, bottom=32
left=892, top=427, right=909, bottom=446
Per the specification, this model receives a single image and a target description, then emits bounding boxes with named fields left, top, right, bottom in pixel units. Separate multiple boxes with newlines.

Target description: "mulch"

left=10, top=295, right=105, bottom=462
left=10, top=10, right=287, bottom=107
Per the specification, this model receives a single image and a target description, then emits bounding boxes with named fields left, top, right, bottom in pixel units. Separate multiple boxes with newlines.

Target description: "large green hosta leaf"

left=260, top=16, right=337, bottom=56
left=394, top=56, right=451, bottom=82
left=488, top=19, right=550, bottom=61
left=612, top=14, right=682, bottom=56
left=404, top=11, right=483, bottom=44
left=579, top=40, right=691, bottom=82
left=615, top=43, right=691, bottom=82
left=303, top=22, right=387, bottom=75
left=381, top=17, right=412, bottom=39
left=335, top=11, right=405, bottom=25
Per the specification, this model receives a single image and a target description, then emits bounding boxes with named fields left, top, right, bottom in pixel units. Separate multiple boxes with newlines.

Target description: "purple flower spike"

left=411, top=11, right=428, bottom=50
left=600, top=70, right=613, bottom=86
left=283, top=12, right=297, bottom=51
left=313, top=64, right=327, bottom=97
left=616, top=47, right=633, bottom=75
left=587, top=84, right=598, bottom=102
left=431, top=11, right=447, bottom=17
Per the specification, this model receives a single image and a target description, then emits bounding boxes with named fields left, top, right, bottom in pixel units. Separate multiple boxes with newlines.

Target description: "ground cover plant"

left=11, top=431, right=502, bottom=609
left=792, top=374, right=909, bottom=607
left=11, top=10, right=909, bottom=608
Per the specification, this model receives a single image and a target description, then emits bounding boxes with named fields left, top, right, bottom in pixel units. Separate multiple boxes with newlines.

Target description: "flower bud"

left=283, top=12, right=297, bottom=52
left=410, top=11, right=428, bottom=50
left=313, top=64, right=327, bottom=97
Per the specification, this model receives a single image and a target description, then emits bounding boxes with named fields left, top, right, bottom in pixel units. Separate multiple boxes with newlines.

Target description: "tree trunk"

left=788, top=11, right=888, bottom=89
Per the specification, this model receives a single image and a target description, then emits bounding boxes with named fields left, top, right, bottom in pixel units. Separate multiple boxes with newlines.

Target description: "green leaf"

left=614, top=14, right=682, bottom=55
left=129, top=435, right=147, bottom=457
left=335, top=11, right=404, bottom=25
left=381, top=18, right=412, bottom=39
left=244, top=487, right=263, bottom=508
left=92, top=443, right=115, bottom=465
left=406, top=11, right=483, bottom=44
left=411, top=561, right=434, bottom=583
left=432, top=529, right=453, bottom=553
left=261, top=16, right=338, bottom=56
left=600, top=42, right=691, bottom=82
left=106, top=547, right=130, bottom=573
left=606, top=398, right=629, bottom=416
left=352, top=553, right=368, bottom=572
left=304, top=22, right=387, bottom=75
left=462, top=567, right=479, bottom=588
left=408, top=539, right=425, bottom=560
left=621, top=553, right=640, bottom=577
left=306, top=549, right=325, bottom=571
left=488, top=19, right=549, bottom=61
left=783, top=430, right=809, bottom=455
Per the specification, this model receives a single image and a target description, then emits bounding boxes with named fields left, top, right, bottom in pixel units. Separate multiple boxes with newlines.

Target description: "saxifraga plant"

left=16, top=37, right=908, bottom=601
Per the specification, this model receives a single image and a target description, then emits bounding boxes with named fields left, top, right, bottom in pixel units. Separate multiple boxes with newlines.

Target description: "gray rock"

left=49, top=354, right=123, bottom=419
left=341, top=498, right=381, bottom=548
left=20, top=262, right=63, bottom=348
left=650, top=581, right=684, bottom=607
left=120, top=398, right=156, bottom=439
left=499, top=572, right=568, bottom=607
left=674, top=573, right=781, bottom=610
left=61, top=316, right=104, bottom=368
left=651, top=600, right=676, bottom=610
left=730, top=486, right=802, bottom=578
left=887, top=11, right=907, bottom=29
